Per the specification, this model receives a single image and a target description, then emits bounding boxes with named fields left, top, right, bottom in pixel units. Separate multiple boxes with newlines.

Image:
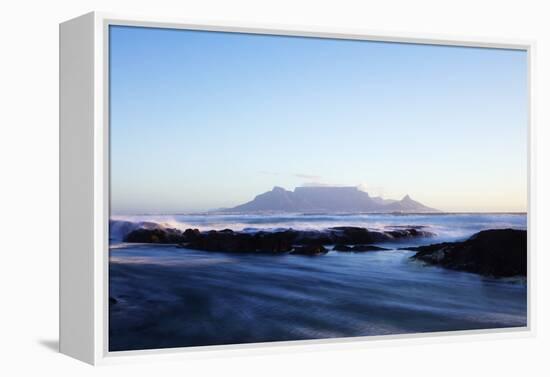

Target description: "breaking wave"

left=110, top=213, right=526, bottom=244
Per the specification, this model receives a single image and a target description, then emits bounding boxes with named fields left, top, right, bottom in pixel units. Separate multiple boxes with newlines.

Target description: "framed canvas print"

left=60, top=12, right=534, bottom=365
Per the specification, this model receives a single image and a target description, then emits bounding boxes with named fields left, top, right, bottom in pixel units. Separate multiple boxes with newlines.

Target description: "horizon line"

left=110, top=211, right=528, bottom=217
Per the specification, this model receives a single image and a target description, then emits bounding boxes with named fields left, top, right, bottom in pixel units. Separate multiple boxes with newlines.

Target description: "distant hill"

left=221, top=186, right=439, bottom=213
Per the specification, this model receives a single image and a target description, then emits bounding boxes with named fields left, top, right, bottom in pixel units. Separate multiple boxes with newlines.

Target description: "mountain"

left=222, top=186, right=438, bottom=213
left=382, top=194, right=435, bottom=212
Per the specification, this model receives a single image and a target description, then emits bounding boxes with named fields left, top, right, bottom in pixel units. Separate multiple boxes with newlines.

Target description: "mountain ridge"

left=220, top=186, right=439, bottom=213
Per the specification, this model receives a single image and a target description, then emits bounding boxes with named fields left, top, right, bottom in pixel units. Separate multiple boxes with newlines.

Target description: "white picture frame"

left=59, top=11, right=536, bottom=365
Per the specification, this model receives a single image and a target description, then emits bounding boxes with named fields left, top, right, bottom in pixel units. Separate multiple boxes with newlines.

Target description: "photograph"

left=107, top=25, right=528, bottom=352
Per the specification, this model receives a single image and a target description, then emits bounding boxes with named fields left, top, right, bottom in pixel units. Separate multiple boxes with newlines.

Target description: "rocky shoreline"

left=404, top=229, right=527, bottom=277
left=120, top=224, right=527, bottom=276
left=123, top=225, right=434, bottom=255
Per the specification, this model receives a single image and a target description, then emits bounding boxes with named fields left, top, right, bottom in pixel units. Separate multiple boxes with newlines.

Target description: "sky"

left=109, top=25, right=528, bottom=214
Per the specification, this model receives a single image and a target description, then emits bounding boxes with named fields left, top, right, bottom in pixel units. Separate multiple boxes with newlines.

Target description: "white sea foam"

left=110, top=213, right=527, bottom=244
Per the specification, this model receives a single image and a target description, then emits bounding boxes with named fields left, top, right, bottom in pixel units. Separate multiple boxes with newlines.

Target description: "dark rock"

left=255, top=230, right=296, bottom=253
left=333, top=244, right=353, bottom=251
left=333, top=244, right=388, bottom=252
left=124, top=224, right=434, bottom=254
left=183, top=228, right=201, bottom=241
left=407, top=229, right=527, bottom=277
left=386, top=227, right=435, bottom=238
left=182, top=229, right=296, bottom=253
left=329, top=226, right=390, bottom=244
left=291, top=245, right=328, bottom=256
left=124, top=228, right=185, bottom=244
left=350, top=245, right=389, bottom=252
left=295, top=230, right=333, bottom=245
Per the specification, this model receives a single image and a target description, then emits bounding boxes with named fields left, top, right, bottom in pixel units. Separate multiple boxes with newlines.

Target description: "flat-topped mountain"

left=221, top=186, right=438, bottom=213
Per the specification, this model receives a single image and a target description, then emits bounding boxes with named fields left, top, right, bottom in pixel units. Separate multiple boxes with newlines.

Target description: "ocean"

left=109, top=213, right=527, bottom=351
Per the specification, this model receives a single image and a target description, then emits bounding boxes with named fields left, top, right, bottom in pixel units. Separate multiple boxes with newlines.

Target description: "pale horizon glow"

left=109, top=26, right=528, bottom=214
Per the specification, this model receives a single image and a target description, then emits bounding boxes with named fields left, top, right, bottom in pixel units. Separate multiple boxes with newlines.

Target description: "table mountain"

left=221, top=186, right=438, bottom=213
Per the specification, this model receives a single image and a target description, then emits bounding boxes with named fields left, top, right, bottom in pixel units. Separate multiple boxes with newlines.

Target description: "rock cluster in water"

left=406, top=229, right=527, bottom=277
left=121, top=225, right=527, bottom=276
left=123, top=226, right=434, bottom=255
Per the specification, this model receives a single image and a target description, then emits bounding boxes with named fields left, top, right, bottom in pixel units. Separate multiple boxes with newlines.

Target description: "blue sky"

left=109, top=25, right=527, bottom=214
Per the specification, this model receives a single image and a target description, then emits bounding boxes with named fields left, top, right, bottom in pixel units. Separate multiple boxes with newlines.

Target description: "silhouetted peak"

left=223, top=186, right=438, bottom=213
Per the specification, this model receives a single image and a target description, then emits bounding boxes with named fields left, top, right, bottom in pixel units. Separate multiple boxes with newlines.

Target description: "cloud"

left=357, top=183, right=374, bottom=192
left=358, top=183, right=403, bottom=199
left=294, top=173, right=323, bottom=181
left=301, top=181, right=350, bottom=188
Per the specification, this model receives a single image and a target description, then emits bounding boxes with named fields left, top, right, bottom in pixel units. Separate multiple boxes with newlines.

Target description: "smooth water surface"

left=109, top=213, right=527, bottom=351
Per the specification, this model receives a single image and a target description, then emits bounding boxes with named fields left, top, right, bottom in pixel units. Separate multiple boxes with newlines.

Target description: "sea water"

left=109, top=213, right=527, bottom=351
